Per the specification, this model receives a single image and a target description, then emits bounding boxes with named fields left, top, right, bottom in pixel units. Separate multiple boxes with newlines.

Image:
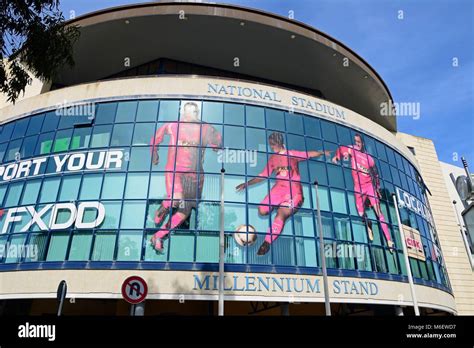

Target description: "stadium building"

left=0, top=1, right=472, bottom=316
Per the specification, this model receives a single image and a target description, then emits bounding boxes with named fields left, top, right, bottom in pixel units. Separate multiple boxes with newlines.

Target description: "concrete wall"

left=0, top=269, right=457, bottom=314
left=0, top=61, right=46, bottom=109
left=396, top=133, right=474, bottom=314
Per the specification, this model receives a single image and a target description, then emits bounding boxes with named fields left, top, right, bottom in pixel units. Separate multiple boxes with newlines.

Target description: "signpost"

left=121, top=276, right=148, bottom=316
left=56, top=280, right=67, bottom=316
left=218, top=168, right=225, bottom=316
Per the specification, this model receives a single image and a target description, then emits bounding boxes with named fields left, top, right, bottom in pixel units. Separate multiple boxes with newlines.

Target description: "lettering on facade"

left=207, top=83, right=345, bottom=120
left=1, top=202, right=106, bottom=234
left=192, top=274, right=378, bottom=297
left=0, top=149, right=124, bottom=183
left=207, top=83, right=282, bottom=102
left=396, top=187, right=434, bottom=226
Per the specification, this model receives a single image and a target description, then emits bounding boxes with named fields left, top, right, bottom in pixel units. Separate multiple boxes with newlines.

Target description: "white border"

left=0, top=292, right=456, bottom=315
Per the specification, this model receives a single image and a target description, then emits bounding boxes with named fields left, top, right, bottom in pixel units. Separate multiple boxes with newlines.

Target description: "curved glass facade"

left=0, top=98, right=450, bottom=291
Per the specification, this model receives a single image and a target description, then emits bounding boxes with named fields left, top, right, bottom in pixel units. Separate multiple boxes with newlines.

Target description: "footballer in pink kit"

left=236, top=132, right=329, bottom=255
left=150, top=102, right=222, bottom=252
left=332, top=133, right=394, bottom=250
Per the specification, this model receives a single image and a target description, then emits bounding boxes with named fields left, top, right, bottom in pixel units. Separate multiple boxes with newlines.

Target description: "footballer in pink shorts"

left=236, top=132, right=329, bottom=255
left=332, top=133, right=394, bottom=250
left=150, top=102, right=222, bottom=252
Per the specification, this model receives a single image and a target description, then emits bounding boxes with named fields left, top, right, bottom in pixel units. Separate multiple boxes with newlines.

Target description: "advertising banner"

left=402, top=224, right=426, bottom=261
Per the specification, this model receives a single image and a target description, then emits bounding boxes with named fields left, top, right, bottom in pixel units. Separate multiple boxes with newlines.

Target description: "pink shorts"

left=259, top=185, right=303, bottom=214
left=355, top=182, right=379, bottom=215
left=162, top=171, right=202, bottom=209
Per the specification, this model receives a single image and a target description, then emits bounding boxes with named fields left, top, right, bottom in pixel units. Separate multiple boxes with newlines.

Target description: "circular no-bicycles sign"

left=121, top=276, right=148, bottom=304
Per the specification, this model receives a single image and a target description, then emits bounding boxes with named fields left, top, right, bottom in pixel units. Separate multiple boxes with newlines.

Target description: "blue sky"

left=59, top=0, right=473, bottom=167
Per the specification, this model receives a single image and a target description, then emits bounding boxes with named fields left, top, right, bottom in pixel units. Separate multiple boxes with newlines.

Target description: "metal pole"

left=461, top=157, right=471, bottom=178
left=134, top=302, right=145, bottom=316
left=450, top=174, right=468, bottom=209
left=218, top=168, right=225, bottom=316
left=394, top=306, right=404, bottom=316
left=392, top=194, right=420, bottom=316
left=452, top=200, right=474, bottom=268
left=57, top=296, right=64, bottom=317
left=57, top=280, right=67, bottom=317
left=281, top=303, right=290, bottom=316
left=314, top=181, right=331, bottom=316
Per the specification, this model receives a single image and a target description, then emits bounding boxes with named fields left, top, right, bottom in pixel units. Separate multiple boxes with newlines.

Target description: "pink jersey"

left=335, top=145, right=391, bottom=242
left=150, top=122, right=222, bottom=172
left=258, top=150, right=309, bottom=194
left=335, top=145, right=377, bottom=189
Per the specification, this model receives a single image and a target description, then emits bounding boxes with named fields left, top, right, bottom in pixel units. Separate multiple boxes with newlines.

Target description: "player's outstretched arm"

left=236, top=177, right=265, bottom=192
left=308, top=150, right=331, bottom=158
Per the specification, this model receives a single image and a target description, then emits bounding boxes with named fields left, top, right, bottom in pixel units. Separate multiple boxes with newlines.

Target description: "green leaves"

left=1, top=0, right=79, bottom=103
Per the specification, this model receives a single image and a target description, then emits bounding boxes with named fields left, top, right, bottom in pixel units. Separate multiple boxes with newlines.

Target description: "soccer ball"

left=234, top=224, right=257, bottom=246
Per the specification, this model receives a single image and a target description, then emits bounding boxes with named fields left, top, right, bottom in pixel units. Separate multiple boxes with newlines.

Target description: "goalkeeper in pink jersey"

left=332, top=133, right=394, bottom=250
left=236, top=132, right=329, bottom=255
left=150, top=102, right=222, bottom=252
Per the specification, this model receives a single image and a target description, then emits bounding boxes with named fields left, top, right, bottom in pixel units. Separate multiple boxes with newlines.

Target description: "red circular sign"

left=121, top=276, right=148, bottom=304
